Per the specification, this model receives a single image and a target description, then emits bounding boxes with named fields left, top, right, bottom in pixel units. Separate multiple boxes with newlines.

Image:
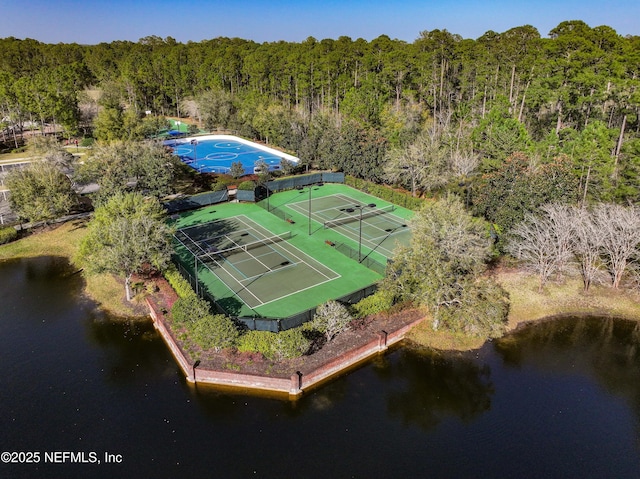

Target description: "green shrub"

left=237, top=330, right=275, bottom=358
left=436, top=278, right=509, bottom=338
left=237, top=180, right=256, bottom=190
left=164, top=265, right=195, bottom=299
left=272, top=328, right=311, bottom=359
left=211, top=180, right=229, bottom=192
left=164, top=265, right=239, bottom=351
left=80, top=137, right=95, bottom=147
left=352, top=289, right=395, bottom=318
left=212, top=174, right=235, bottom=186
left=236, top=328, right=311, bottom=360
left=0, top=226, right=18, bottom=245
left=171, top=294, right=211, bottom=325
left=188, top=314, right=239, bottom=351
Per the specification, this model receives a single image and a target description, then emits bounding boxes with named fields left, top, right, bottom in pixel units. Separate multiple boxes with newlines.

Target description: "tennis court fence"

left=264, top=172, right=344, bottom=194
left=333, top=242, right=388, bottom=275
left=164, top=189, right=228, bottom=213
left=164, top=172, right=344, bottom=214
left=256, top=172, right=345, bottom=220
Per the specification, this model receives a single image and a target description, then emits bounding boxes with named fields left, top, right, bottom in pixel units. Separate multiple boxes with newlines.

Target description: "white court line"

left=290, top=193, right=405, bottom=244
left=289, top=193, right=398, bottom=231
left=234, top=216, right=339, bottom=282
left=287, top=194, right=344, bottom=222
left=325, top=193, right=407, bottom=238
left=310, top=193, right=408, bottom=258
left=235, top=254, right=298, bottom=283
left=234, top=247, right=283, bottom=278
left=223, top=231, right=273, bottom=274
left=361, top=228, right=408, bottom=257
left=181, top=215, right=342, bottom=308
left=256, top=276, right=341, bottom=307
left=173, top=231, right=262, bottom=304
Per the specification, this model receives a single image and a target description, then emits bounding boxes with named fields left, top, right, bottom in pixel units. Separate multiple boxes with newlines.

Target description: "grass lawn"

left=407, top=266, right=640, bottom=352
left=495, top=268, right=640, bottom=328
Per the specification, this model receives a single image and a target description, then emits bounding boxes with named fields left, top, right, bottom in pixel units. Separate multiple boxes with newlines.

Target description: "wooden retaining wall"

left=147, top=298, right=425, bottom=398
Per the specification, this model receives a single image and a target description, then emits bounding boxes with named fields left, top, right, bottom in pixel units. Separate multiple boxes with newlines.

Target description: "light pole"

left=191, top=139, right=198, bottom=172
left=298, top=183, right=323, bottom=235
left=308, top=186, right=312, bottom=235
left=345, top=203, right=376, bottom=262
left=266, top=184, right=271, bottom=211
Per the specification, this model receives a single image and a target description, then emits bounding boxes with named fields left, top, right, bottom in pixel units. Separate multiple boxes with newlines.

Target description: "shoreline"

left=145, top=290, right=426, bottom=399
left=404, top=267, right=640, bottom=352
left=497, top=268, right=640, bottom=329
left=3, top=222, right=640, bottom=396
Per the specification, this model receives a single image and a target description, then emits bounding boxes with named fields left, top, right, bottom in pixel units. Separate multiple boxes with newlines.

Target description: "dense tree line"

left=1, top=21, right=638, bottom=189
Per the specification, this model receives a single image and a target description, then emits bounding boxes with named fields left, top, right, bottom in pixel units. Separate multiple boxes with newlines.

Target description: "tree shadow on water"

left=381, top=347, right=494, bottom=431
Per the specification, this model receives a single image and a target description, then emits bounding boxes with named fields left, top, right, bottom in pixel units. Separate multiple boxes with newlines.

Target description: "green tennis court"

left=285, top=192, right=411, bottom=260
left=170, top=184, right=413, bottom=321
left=174, top=215, right=340, bottom=309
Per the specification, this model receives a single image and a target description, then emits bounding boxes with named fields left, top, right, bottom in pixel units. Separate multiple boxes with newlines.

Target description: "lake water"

left=1, top=256, right=639, bottom=478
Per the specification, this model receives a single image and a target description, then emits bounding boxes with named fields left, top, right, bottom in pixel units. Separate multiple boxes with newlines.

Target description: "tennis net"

left=199, top=231, right=292, bottom=259
left=324, top=205, right=395, bottom=229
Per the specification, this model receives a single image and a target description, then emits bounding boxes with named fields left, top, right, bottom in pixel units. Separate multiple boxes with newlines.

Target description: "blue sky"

left=1, top=0, right=638, bottom=44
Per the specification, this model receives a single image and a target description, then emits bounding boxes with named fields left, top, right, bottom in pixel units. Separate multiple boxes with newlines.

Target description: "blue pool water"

left=166, top=135, right=296, bottom=175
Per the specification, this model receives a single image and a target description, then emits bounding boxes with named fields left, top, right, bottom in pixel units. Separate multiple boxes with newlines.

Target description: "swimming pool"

left=165, top=134, right=299, bottom=175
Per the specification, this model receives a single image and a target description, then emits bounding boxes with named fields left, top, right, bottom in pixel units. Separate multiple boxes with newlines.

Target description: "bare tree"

left=78, top=89, right=99, bottom=135
left=384, top=129, right=449, bottom=197
left=229, top=161, right=245, bottom=179
left=384, top=148, right=422, bottom=197
left=542, top=203, right=575, bottom=280
left=570, top=207, right=604, bottom=293
left=312, top=300, right=352, bottom=342
left=508, top=213, right=558, bottom=292
left=449, top=149, right=479, bottom=178
left=180, top=99, right=201, bottom=126
left=26, top=136, right=76, bottom=172
left=507, top=204, right=574, bottom=292
left=593, top=203, right=640, bottom=288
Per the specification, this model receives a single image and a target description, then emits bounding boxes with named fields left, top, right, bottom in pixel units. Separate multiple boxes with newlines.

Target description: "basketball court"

left=166, top=134, right=300, bottom=175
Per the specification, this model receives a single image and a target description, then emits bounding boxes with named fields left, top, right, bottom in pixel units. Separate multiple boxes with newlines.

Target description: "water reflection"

left=3, top=256, right=640, bottom=478
left=381, top=346, right=493, bottom=430
left=495, top=316, right=640, bottom=436
left=85, top=314, right=175, bottom=386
